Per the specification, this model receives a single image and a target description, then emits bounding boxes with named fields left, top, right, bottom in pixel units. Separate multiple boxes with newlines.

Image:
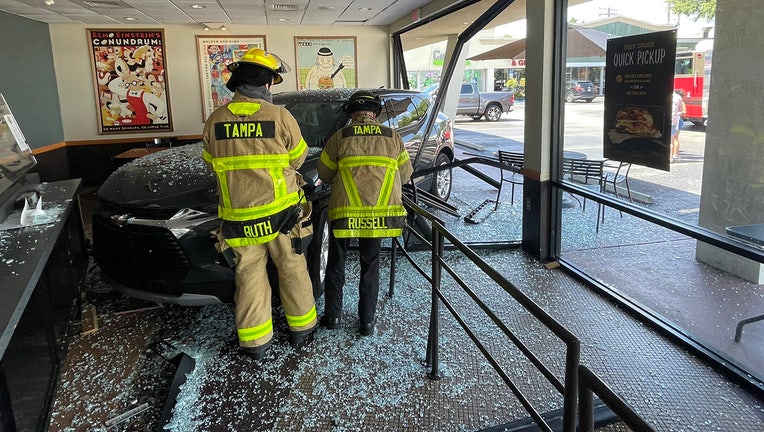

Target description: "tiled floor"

left=46, top=183, right=764, bottom=430
left=45, top=137, right=764, bottom=430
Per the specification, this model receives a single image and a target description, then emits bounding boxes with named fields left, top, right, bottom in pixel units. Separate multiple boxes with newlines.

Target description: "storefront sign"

left=87, top=29, right=173, bottom=134
left=603, top=30, right=676, bottom=171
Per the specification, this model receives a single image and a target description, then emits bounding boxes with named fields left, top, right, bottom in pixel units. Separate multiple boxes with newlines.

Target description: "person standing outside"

left=671, top=89, right=686, bottom=162
left=203, top=48, right=317, bottom=359
left=317, top=90, right=413, bottom=336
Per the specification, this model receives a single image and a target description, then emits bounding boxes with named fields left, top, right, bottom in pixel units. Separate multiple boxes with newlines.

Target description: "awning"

left=468, top=24, right=609, bottom=61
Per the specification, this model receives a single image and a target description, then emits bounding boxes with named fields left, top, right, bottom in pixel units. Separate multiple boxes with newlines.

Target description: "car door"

left=457, top=83, right=479, bottom=116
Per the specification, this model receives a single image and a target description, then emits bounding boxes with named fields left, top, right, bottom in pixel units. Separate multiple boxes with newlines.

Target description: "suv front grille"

left=92, top=213, right=191, bottom=289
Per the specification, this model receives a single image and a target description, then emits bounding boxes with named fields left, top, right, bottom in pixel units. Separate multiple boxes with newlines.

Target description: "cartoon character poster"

left=87, top=29, right=173, bottom=134
left=294, top=37, right=357, bottom=90
left=196, top=36, right=266, bottom=121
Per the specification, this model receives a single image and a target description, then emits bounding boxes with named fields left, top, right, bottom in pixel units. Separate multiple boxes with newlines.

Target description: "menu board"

left=603, top=30, right=677, bottom=171
left=0, top=93, right=36, bottom=197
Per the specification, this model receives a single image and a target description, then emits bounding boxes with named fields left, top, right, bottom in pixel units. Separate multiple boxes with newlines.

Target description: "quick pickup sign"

left=604, top=30, right=677, bottom=171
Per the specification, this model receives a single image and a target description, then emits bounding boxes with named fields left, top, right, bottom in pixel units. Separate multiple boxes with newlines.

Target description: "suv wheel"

left=430, top=153, right=452, bottom=201
left=565, top=92, right=575, bottom=103
left=307, top=204, right=329, bottom=299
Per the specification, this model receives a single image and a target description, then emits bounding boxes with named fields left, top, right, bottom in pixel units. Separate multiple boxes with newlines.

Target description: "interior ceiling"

left=0, top=0, right=463, bottom=26
left=0, top=0, right=589, bottom=50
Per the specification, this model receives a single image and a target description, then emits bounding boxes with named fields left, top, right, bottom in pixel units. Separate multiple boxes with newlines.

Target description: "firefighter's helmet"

left=227, top=48, right=289, bottom=85
left=342, top=90, right=382, bottom=116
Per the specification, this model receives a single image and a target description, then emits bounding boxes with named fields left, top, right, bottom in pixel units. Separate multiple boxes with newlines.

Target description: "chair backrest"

left=564, top=159, right=604, bottom=184
left=603, top=161, right=631, bottom=183
left=497, top=150, right=524, bottom=168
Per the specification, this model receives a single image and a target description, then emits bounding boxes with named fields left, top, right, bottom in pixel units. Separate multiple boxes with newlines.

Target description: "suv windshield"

left=280, top=101, right=347, bottom=152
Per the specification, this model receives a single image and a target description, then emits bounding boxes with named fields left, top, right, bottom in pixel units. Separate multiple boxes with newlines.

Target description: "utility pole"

left=599, top=6, right=618, bottom=17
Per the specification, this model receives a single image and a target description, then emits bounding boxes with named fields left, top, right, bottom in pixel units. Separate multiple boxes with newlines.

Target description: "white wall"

left=49, top=24, right=390, bottom=141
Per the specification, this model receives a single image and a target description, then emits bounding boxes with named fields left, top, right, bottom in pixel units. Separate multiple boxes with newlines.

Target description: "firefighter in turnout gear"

left=317, top=90, right=413, bottom=336
left=203, top=48, right=317, bottom=360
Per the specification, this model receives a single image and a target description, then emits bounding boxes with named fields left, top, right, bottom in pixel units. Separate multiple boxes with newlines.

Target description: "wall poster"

left=294, top=36, right=357, bottom=90
left=196, top=35, right=266, bottom=121
left=603, top=30, right=677, bottom=171
left=87, top=29, right=172, bottom=134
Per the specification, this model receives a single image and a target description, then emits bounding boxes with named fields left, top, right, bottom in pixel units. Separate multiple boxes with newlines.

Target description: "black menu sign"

left=604, top=30, right=677, bottom=171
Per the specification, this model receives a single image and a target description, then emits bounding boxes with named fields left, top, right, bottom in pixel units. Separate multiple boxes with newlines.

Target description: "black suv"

left=92, top=88, right=454, bottom=305
left=565, top=80, right=599, bottom=103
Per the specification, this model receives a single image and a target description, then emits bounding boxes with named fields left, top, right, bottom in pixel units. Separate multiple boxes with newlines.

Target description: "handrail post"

left=426, top=229, right=444, bottom=380
left=562, top=340, right=580, bottom=431
left=578, top=376, right=594, bottom=432
left=388, top=237, right=398, bottom=297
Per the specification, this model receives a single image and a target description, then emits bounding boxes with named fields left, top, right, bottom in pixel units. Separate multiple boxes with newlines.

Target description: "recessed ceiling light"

left=278, top=18, right=289, bottom=22
left=359, top=7, right=372, bottom=11
left=124, top=17, right=136, bottom=21
left=317, top=6, right=335, bottom=10
left=44, top=0, right=55, bottom=5
left=190, top=4, right=205, bottom=9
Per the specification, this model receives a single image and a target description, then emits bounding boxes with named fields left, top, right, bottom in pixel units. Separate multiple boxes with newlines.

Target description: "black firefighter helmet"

left=342, top=90, right=382, bottom=116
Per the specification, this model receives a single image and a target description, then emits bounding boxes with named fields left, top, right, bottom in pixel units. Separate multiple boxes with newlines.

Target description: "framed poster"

left=87, top=29, right=173, bottom=134
left=294, top=36, right=357, bottom=90
left=196, top=35, right=267, bottom=120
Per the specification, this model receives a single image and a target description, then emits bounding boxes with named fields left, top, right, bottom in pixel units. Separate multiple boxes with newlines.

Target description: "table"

left=727, top=223, right=764, bottom=342
left=561, top=151, right=588, bottom=208
left=113, top=146, right=170, bottom=160
left=726, top=223, right=764, bottom=248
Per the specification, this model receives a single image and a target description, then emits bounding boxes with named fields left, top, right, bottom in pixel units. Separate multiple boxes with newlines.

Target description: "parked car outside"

left=92, top=88, right=455, bottom=306
left=419, top=82, right=515, bottom=122
left=565, top=80, right=599, bottom=103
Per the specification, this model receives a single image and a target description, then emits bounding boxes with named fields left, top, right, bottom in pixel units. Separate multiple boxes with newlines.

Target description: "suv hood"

left=98, top=142, right=217, bottom=211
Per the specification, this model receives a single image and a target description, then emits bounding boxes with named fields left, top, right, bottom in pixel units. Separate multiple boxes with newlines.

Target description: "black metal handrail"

left=398, top=193, right=580, bottom=432
left=578, top=365, right=657, bottom=432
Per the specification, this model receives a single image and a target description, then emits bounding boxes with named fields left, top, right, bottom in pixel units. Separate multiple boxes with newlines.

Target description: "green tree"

left=665, top=0, right=716, bottom=21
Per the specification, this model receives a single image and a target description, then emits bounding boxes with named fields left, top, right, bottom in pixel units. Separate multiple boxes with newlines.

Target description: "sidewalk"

left=448, top=135, right=763, bottom=384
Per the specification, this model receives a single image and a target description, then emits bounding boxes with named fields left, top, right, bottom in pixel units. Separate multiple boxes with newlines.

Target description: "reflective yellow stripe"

left=329, top=206, right=407, bottom=220
left=289, top=139, right=308, bottom=162
left=398, top=150, right=410, bottom=166
left=334, top=228, right=402, bottom=238
left=319, top=150, right=337, bottom=170
left=220, top=191, right=300, bottom=220
left=203, top=149, right=213, bottom=163
left=340, top=167, right=362, bottom=207
left=338, top=156, right=398, bottom=208
left=237, top=318, right=272, bottom=342
left=377, top=166, right=397, bottom=206
left=226, top=232, right=280, bottom=246
left=228, top=101, right=261, bottom=116
left=285, top=306, right=317, bottom=328
left=211, top=154, right=290, bottom=171
left=206, top=152, right=296, bottom=221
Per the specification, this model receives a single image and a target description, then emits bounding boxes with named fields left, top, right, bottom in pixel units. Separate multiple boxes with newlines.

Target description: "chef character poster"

left=87, top=29, right=172, bottom=134
left=604, top=30, right=676, bottom=171
left=294, top=37, right=356, bottom=90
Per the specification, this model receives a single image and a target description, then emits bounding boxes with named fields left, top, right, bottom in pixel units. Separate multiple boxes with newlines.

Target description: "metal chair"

left=602, top=161, right=632, bottom=202
left=496, top=150, right=524, bottom=209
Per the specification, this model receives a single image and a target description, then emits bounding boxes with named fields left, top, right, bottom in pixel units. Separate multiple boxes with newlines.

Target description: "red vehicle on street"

left=674, top=46, right=712, bottom=127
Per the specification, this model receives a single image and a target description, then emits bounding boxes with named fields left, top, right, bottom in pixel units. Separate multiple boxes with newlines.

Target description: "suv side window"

left=382, top=95, right=427, bottom=129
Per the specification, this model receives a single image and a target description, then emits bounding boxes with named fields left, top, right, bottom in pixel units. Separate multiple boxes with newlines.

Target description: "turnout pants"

left=323, top=232, right=382, bottom=326
left=232, top=233, right=317, bottom=349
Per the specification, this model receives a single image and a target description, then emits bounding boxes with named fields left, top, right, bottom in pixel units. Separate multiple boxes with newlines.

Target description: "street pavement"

left=451, top=99, right=707, bottom=225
